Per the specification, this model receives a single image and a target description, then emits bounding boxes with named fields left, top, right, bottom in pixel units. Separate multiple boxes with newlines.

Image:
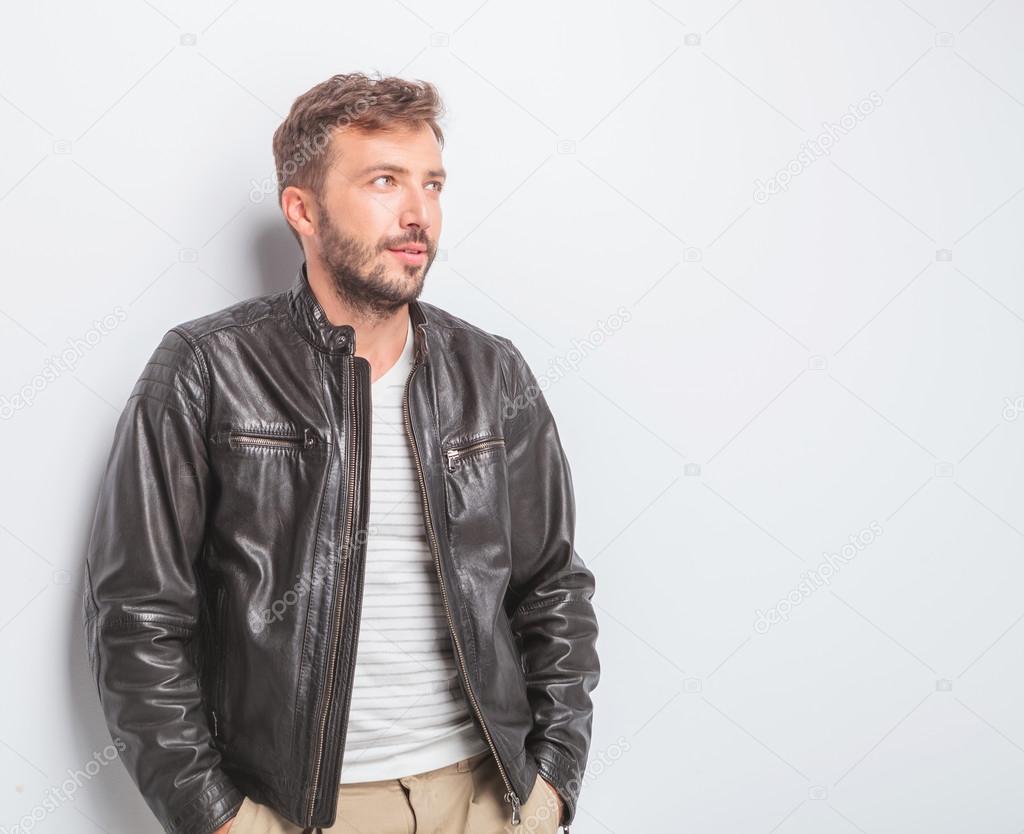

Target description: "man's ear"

left=281, top=185, right=318, bottom=242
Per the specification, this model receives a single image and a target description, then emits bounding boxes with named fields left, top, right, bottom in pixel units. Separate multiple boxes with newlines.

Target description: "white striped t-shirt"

left=338, top=316, right=489, bottom=783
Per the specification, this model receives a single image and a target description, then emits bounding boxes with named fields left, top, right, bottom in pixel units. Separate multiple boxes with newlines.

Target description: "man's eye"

left=426, top=181, right=443, bottom=192
left=372, top=175, right=394, bottom=186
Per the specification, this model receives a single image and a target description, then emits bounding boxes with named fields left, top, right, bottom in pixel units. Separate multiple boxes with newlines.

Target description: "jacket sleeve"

left=501, top=341, right=600, bottom=828
left=82, top=328, right=244, bottom=834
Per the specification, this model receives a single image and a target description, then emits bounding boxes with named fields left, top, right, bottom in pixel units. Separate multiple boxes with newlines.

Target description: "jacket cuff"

left=527, top=740, right=584, bottom=827
left=164, top=778, right=245, bottom=834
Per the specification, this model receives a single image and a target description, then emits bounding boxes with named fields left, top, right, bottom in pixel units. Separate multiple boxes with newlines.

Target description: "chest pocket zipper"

left=444, top=436, right=505, bottom=471
left=228, top=427, right=316, bottom=451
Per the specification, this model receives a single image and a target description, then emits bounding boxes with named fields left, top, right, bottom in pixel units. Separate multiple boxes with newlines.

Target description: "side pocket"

left=211, top=583, right=227, bottom=738
left=500, top=612, right=527, bottom=677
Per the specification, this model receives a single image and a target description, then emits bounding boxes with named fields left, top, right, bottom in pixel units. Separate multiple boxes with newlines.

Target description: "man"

left=83, top=73, right=599, bottom=834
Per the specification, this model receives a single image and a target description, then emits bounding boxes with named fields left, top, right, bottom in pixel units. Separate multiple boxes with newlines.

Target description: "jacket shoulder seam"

left=170, top=326, right=212, bottom=433
left=494, top=338, right=543, bottom=447
left=182, top=310, right=282, bottom=344
left=125, top=392, right=200, bottom=428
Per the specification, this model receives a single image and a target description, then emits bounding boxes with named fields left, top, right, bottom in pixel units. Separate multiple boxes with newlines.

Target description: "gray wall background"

left=2, top=1, right=1023, bottom=831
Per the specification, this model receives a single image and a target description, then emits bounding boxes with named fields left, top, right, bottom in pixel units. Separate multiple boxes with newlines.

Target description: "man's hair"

left=272, top=72, right=446, bottom=246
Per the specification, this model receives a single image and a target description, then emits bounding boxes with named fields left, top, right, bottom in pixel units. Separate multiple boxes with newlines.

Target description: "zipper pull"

left=445, top=449, right=460, bottom=470
left=211, top=707, right=219, bottom=738
left=504, top=790, right=521, bottom=825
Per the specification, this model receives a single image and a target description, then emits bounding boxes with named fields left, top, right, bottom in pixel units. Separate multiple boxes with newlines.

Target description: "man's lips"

left=386, top=245, right=428, bottom=265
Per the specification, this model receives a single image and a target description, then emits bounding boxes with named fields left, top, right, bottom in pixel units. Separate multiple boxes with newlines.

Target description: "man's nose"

left=398, top=191, right=431, bottom=233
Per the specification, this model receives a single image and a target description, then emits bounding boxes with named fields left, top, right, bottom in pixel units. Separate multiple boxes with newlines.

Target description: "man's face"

left=311, top=122, right=444, bottom=320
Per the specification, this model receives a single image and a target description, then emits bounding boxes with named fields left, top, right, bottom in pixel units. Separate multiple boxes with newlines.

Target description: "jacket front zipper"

left=444, top=437, right=505, bottom=471
left=403, top=359, right=522, bottom=825
left=305, top=355, right=362, bottom=825
left=228, top=427, right=315, bottom=450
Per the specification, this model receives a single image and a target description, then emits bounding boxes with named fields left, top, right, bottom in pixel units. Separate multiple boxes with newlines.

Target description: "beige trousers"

left=228, top=749, right=563, bottom=834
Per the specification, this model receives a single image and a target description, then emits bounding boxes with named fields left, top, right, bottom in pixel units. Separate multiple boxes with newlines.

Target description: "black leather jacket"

left=82, top=264, right=600, bottom=834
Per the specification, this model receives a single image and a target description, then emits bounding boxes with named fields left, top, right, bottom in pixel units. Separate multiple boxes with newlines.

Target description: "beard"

left=315, top=197, right=435, bottom=322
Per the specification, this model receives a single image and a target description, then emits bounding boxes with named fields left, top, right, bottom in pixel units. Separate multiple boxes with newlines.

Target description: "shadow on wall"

left=250, top=217, right=305, bottom=298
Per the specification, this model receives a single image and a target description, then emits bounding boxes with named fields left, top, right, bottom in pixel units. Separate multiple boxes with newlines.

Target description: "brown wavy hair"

left=272, top=72, right=446, bottom=244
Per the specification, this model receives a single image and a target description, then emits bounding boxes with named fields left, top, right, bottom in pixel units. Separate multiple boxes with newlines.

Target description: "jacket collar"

left=287, top=261, right=430, bottom=363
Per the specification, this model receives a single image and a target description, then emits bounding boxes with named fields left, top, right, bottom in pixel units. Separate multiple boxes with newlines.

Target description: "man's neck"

left=306, top=261, right=410, bottom=384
